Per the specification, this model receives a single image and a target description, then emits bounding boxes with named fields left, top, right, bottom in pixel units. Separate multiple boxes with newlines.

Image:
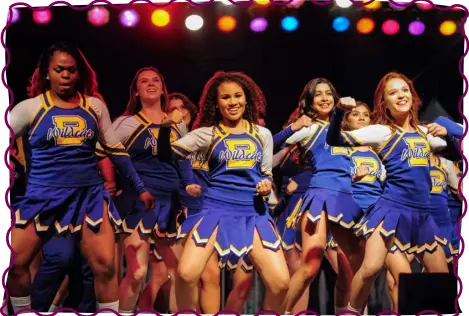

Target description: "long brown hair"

left=298, top=78, right=340, bottom=122
left=123, top=67, right=168, bottom=116
left=371, top=72, right=421, bottom=128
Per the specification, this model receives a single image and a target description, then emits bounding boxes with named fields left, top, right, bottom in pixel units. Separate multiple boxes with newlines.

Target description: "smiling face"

left=135, top=70, right=163, bottom=105
left=312, top=83, right=334, bottom=119
left=217, top=81, right=246, bottom=123
left=47, top=51, right=80, bottom=97
left=384, top=78, right=413, bottom=119
left=346, top=104, right=370, bottom=131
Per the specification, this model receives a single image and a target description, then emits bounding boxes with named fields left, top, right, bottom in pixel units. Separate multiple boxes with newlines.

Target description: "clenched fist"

left=337, top=97, right=357, bottom=111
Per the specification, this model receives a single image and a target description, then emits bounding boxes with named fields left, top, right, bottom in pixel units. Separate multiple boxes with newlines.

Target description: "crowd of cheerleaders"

left=4, top=42, right=463, bottom=315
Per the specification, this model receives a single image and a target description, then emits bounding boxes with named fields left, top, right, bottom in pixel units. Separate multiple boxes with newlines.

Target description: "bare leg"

left=418, top=245, right=449, bottom=273
left=200, top=252, right=220, bottom=313
left=384, top=251, right=412, bottom=311
left=284, top=212, right=327, bottom=312
left=249, top=228, right=290, bottom=313
left=286, top=249, right=310, bottom=314
left=51, top=276, right=69, bottom=310
left=176, top=223, right=218, bottom=311
left=117, top=230, right=150, bottom=311
left=154, top=239, right=182, bottom=313
left=329, top=225, right=365, bottom=311
left=349, top=223, right=394, bottom=311
left=114, top=234, right=124, bottom=284
left=225, top=259, right=254, bottom=312
left=7, top=222, right=43, bottom=298
left=80, top=203, right=119, bottom=309
left=138, top=257, right=168, bottom=310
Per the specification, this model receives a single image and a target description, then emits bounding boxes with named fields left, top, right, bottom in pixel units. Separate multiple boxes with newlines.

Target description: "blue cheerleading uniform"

left=326, top=146, right=387, bottom=251
left=9, top=91, right=146, bottom=234
left=106, top=111, right=191, bottom=239
left=8, top=133, right=96, bottom=312
left=350, top=148, right=385, bottom=212
left=426, top=156, right=459, bottom=262
left=159, top=121, right=281, bottom=267
left=273, top=145, right=312, bottom=252
left=327, top=107, right=459, bottom=254
left=283, top=120, right=363, bottom=237
left=177, top=152, right=210, bottom=217
left=447, top=160, right=462, bottom=253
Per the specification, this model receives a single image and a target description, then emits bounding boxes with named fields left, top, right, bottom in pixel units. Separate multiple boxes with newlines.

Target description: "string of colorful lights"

left=7, top=1, right=462, bottom=36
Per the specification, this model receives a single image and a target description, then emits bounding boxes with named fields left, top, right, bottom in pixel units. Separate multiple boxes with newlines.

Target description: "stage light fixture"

left=186, top=14, right=204, bottom=31
left=33, top=9, right=52, bottom=24
left=250, top=17, right=268, bottom=32
left=281, top=16, right=299, bottom=32
left=88, top=6, right=110, bottom=26
left=218, top=15, right=236, bottom=32
left=152, top=9, right=170, bottom=27
left=332, top=16, right=350, bottom=32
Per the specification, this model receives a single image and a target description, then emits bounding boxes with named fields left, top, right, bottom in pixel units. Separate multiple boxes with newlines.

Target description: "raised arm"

left=326, top=99, right=392, bottom=150
left=273, top=115, right=313, bottom=147
left=285, top=124, right=319, bottom=145
left=434, top=116, right=464, bottom=138
left=420, top=124, right=461, bottom=161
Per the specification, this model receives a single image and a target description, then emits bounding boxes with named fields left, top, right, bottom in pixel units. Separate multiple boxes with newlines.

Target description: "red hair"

left=371, top=72, right=421, bottom=128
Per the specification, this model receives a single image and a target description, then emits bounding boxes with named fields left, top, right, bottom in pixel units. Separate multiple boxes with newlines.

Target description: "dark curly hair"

left=193, top=71, right=267, bottom=129
left=168, top=92, right=198, bottom=130
left=298, top=78, right=340, bottom=122
left=27, top=42, right=102, bottom=100
left=124, top=67, right=169, bottom=116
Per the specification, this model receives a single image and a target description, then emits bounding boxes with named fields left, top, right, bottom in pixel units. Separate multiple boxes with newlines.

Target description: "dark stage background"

left=5, top=1, right=465, bottom=133
left=4, top=2, right=465, bottom=313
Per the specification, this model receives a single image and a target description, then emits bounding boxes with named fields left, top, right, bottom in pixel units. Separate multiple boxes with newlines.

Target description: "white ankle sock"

left=118, top=309, right=134, bottom=314
left=335, top=305, right=348, bottom=313
left=10, top=296, right=30, bottom=314
left=347, top=303, right=361, bottom=314
left=48, top=304, right=59, bottom=312
left=98, top=300, right=119, bottom=312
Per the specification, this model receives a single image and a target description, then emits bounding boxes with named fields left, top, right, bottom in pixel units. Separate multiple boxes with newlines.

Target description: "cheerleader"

left=7, top=42, right=154, bottom=313
left=343, top=102, right=387, bottom=312
left=431, top=117, right=463, bottom=258
left=326, top=72, right=459, bottom=312
left=447, top=161, right=462, bottom=257
left=108, top=67, right=189, bottom=313
left=386, top=150, right=461, bottom=310
left=155, top=92, right=222, bottom=314
left=158, top=71, right=290, bottom=313
left=271, top=110, right=314, bottom=314
left=281, top=78, right=364, bottom=313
